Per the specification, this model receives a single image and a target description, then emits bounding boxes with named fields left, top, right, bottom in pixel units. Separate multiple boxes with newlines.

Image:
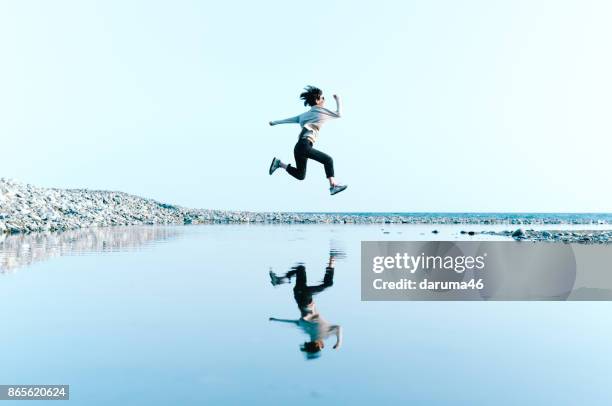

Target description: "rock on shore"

left=0, top=178, right=610, bottom=236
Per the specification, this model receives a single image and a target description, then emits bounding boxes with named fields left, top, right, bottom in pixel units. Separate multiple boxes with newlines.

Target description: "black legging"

left=289, top=265, right=334, bottom=311
left=286, top=138, right=334, bottom=180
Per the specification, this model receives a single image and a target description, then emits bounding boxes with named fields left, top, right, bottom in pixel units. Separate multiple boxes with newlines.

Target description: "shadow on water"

left=269, top=246, right=347, bottom=360
left=0, top=226, right=182, bottom=273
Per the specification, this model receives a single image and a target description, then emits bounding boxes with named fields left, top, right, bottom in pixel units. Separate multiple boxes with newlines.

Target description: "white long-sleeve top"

left=270, top=96, right=342, bottom=144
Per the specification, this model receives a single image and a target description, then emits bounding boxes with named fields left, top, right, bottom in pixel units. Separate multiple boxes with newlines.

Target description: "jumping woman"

left=268, top=86, right=348, bottom=195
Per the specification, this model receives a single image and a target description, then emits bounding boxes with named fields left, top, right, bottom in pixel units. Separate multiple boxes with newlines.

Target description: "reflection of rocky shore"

left=479, top=229, right=612, bottom=244
left=1, top=178, right=611, bottom=235
left=0, top=226, right=181, bottom=273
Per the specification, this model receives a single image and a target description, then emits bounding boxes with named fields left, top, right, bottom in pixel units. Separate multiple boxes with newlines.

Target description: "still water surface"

left=1, top=224, right=611, bottom=405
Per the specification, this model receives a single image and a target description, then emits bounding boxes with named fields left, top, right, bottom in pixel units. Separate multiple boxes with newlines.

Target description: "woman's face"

left=315, top=94, right=325, bottom=107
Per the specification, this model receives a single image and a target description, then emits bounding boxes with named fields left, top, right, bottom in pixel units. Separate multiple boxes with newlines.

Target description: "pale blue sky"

left=1, top=0, right=610, bottom=212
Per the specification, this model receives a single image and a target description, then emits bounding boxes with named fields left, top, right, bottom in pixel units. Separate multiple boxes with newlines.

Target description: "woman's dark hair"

left=300, top=85, right=323, bottom=107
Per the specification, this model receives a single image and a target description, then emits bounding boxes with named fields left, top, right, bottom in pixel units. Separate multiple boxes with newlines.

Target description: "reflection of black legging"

left=288, top=265, right=334, bottom=310
left=286, top=138, right=335, bottom=180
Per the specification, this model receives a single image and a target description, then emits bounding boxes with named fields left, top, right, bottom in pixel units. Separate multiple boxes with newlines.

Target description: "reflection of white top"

left=270, top=96, right=342, bottom=144
left=300, top=301, right=317, bottom=318
left=270, top=314, right=343, bottom=349
left=298, top=315, right=342, bottom=349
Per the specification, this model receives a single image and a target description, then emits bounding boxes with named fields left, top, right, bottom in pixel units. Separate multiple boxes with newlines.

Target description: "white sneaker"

left=330, top=184, right=348, bottom=195
left=269, top=157, right=281, bottom=175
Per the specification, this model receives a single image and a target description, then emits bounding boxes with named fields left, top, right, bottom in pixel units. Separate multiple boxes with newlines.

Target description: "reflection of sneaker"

left=269, top=157, right=281, bottom=175
left=329, top=249, right=347, bottom=260
left=269, top=270, right=282, bottom=286
left=330, top=184, right=348, bottom=195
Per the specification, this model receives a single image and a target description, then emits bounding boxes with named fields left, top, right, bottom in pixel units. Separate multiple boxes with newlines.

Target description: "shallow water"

left=1, top=224, right=612, bottom=405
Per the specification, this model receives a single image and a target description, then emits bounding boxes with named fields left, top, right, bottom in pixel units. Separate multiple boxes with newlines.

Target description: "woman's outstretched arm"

left=269, top=317, right=299, bottom=324
left=269, top=115, right=300, bottom=126
left=332, top=325, right=343, bottom=349
left=320, top=94, right=342, bottom=118
left=332, top=94, right=341, bottom=117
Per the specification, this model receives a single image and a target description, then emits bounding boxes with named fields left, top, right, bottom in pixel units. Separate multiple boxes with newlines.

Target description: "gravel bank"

left=1, top=179, right=610, bottom=243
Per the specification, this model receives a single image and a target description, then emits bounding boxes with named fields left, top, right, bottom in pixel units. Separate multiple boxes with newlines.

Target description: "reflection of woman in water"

left=269, top=256, right=342, bottom=359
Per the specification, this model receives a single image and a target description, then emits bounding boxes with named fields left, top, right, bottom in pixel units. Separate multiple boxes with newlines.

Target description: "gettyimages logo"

left=372, top=251, right=487, bottom=274
left=359, top=241, right=603, bottom=301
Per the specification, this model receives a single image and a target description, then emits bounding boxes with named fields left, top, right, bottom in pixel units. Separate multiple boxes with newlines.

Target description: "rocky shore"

left=1, top=179, right=610, bottom=244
